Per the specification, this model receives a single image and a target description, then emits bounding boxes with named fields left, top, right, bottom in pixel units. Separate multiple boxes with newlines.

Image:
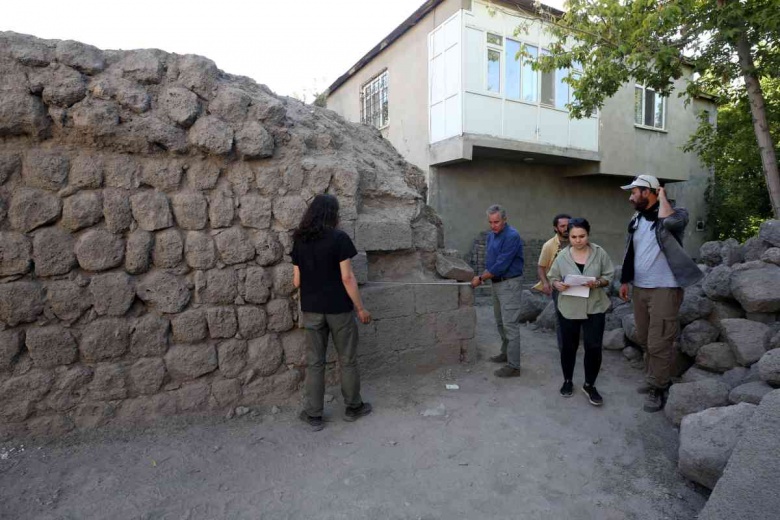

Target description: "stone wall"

left=0, top=32, right=476, bottom=439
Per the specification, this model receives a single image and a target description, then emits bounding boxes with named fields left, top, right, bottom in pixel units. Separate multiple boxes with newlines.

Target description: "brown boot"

left=494, top=366, right=521, bottom=378
left=489, top=353, right=507, bottom=363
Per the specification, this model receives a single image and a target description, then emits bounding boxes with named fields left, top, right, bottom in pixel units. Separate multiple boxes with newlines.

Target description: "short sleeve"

left=537, top=240, right=554, bottom=267
left=336, top=231, right=358, bottom=262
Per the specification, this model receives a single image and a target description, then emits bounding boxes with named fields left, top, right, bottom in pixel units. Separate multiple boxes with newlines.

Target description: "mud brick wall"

left=0, top=32, right=475, bottom=439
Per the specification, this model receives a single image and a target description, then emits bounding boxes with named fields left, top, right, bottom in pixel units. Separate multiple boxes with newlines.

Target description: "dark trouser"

left=302, top=311, right=362, bottom=417
left=632, top=287, right=684, bottom=390
left=552, top=290, right=562, bottom=350
left=557, top=312, right=605, bottom=386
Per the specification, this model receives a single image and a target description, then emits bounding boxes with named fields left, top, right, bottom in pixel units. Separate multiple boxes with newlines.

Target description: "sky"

left=2, top=0, right=564, bottom=100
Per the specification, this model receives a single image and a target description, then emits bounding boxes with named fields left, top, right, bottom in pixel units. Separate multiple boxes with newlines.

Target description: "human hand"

left=357, top=309, right=372, bottom=324
left=619, top=283, right=631, bottom=302
left=553, top=281, right=569, bottom=292
left=657, top=186, right=667, bottom=200
left=471, top=276, right=482, bottom=288
left=542, top=282, right=552, bottom=295
left=585, top=279, right=601, bottom=289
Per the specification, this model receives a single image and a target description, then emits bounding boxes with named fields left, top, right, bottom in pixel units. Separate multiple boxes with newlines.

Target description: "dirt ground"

left=0, top=304, right=707, bottom=520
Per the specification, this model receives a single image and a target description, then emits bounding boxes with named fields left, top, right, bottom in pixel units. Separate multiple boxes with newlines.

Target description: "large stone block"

left=103, top=188, right=133, bottom=234
left=603, top=328, right=626, bottom=351
left=9, top=188, right=62, bottom=232
left=164, top=344, right=217, bottom=381
left=266, top=299, right=294, bottom=332
left=247, top=334, right=284, bottom=376
left=41, top=63, right=87, bottom=107
left=61, top=191, right=102, bottom=230
left=680, top=289, right=714, bottom=326
left=129, top=357, right=166, bottom=395
left=171, top=191, right=208, bottom=230
left=720, top=319, right=770, bottom=366
left=376, top=315, right=436, bottom=351
left=70, top=98, right=120, bottom=137
left=0, top=281, right=45, bottom=326
left=536, top=300, right=558, bottom=331
left=355, top=217, right=413, bottom=251
left=196, top=268, right=238, bottom=304
left=104, top=155, right=140, bottom=189
left=272, top=195, right=307, bottom=229
left=125, top=229, right=153, bottom=274
left=435, top=253, right=474, bottom=282
left=696, top=342, right=737, bottom=373
left=45, top=280, right=90, bottom=323
left=244, top=266, right=271, bottom=304
left=130, top=314, right=169, bottom=357
left=116, top=49, right=164, bottom=84
left=88, top=363, right=128, bottom=401
left=23, top=149, right=69, bottom=191
left=758, top=219, right=780, bottom=247
left=0, top=231, right=32, bottom=275
left=25, top=326, right=78, bottom=368
left=757, top=349, right=780, bottom=387
left=435, top=307, right=477, bottom=342
left=211, top=379, right=241, bottom=406
left=280, top=328, right=307, bottom=366
left=209, top=86, right=250, bottom=120
left=697, top=389, right=780, bottom=520
left=140, top=160, right=183, bottom=191
left=0, top=89, right=51, bottom=139
left=271, top=263, right=295, bottom=297
left=729, top=381, right=774, bottom=405
left=32, top=227, right=76, bottom=277
left=70, top=402, right=115, bottom=431
left=68, top=154, right=103, bottom=189
left=91, top=75, right=150, bottom=114
left=41, top=364, right=94, bottom=413
left=208, top=189, right=234, bottom=228
left=170, top=309, right=207, bottom=343
left=361, top=285, right=415, bottom=319
left=152, top=228, right=183, bottom=268
left=237, top=193, right=272, bottom=230
left=186, top=159, right=220, bottom=190
left=0, top=329, right=24, bottom=370
left=217, top=339, right=247, bottom=378
left=237, top=306, right=267, bottom=339
left=188, top=115, right=233, bottom=155
left=75, top=229, right=124, bottom=271
left=184, top=231, right=217, bottom=269
left=680, top=319, right=721, bottom=357
left=89, top=272, right=135, bottom=316
left=0, top=153, right=21, bottom=184
left=130, top=190, right=173, bottom=231
left=251, top=230, right=283, bottom=266
left=730, top=264, right=780, bottom=313
left=708, top=301, right=745, bottom=325
left=55, top=40, right=105, bottom=74
left=413, top=284, right=459, bottom=314
left=160, top=86, right=201, bottom=128
left=678, top=403, right=757, bottom=490
left=235, top=121, right=274, bottom=158
left=241, top=369, right=301, bottom=404
left=214, top=227, right=255, bottom=265
left=206, top=307, right=238, bottom=339
left=699, top=241, right=723, bottom=267
left=80, top=318, right=130, bottom=362
left=665, top=379, right=731, bottom=426
left=136, top=271, right=190, bottom=313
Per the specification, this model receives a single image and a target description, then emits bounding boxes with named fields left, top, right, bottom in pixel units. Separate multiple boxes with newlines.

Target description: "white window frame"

left=505, top=38, right=539, bottom=104
left=360, top=70, right=389, bottom=129
left=485, top=32, right=503, bottom=94
left=634, top=84, right=667, bottom=131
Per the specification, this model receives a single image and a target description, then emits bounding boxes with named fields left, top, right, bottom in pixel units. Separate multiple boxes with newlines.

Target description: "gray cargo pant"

left=302, top=311, right=363, bottom=417
left=492, top=277, right=523, bottom=369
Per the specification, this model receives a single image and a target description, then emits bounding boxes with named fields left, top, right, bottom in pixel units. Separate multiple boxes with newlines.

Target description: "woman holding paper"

left=548, top=218, right=614, bottom=406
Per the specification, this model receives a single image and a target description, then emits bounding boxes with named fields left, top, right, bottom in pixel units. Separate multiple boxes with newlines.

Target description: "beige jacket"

left=548, top=243, right=614, bottom=320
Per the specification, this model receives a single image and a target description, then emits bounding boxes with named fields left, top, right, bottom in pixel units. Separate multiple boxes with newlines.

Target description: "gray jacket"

left=620, top=207, right=703, bottom=288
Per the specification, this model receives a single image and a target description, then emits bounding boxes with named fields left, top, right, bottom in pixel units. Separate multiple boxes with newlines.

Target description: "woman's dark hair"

left=567, top=217, right=591, bottom=234
left=293, top=194, right=340, bottom=242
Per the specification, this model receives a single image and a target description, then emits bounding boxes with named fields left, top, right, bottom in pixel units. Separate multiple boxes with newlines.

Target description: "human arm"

left=537, top=265, right=552, bottom=295
left=488, top=233, right=523, bottom=278
left=585, top=251, right=614, bottom=289
left=293, top=265, right=300, bottom=289
left=548, top=257, right=569, bottom=292
left=619, top=284, right=631, bottom=301
left=340, top=259, right=371, bottom=324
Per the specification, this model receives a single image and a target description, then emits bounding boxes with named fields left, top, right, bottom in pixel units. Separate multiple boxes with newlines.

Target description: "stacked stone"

left=0, top=32, right=467, bottom=439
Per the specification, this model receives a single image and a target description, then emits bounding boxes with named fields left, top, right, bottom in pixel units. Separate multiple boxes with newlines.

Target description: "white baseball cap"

left=621, top=174, right=660, bottom=190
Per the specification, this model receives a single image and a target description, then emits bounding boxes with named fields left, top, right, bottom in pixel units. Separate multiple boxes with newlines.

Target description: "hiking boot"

left=643, top=388, right=666, bottom=413
left=298, top=410, right=324, bottom=432
left=636, top=383, right=652, bottom=394
left=560, top=380, right=573, bottom=397
left=582, top=384, right=603, bottom=406
left=344, top=402, right=372, bottom=422
left=494, top=366, right=521, bottom=378
left=489, top=353, right=508, bottom=363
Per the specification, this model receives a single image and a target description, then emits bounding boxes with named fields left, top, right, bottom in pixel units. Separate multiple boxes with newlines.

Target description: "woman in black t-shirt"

left=291, top=194, right=372, bottom=431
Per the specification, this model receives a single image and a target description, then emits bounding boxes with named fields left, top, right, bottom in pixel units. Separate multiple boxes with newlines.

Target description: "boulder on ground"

left=680, top=319, right=720, bottom=357
left=702, top=265, right=733, bottom=301
left=681, top=366, right=721, bottom=383
left=697, top=389, right=780, bottom=520
left=696, top=342, right=737, bottom=373
left=730, top=263, right=780, bottom=313
left=518, top=290, right=550, bottom=323
left=603, top=328, right=626, bottom=351
left=719, top=319, right=770, bottom=367
left=757, top=349, right=780, bottom=387
left=678, top=402, right=757, bottom=489
left=665, top=379, right=731, bottom=426
left=729, top=381, right=774, bottom=405
left=535, top=300, right=557, bottom=330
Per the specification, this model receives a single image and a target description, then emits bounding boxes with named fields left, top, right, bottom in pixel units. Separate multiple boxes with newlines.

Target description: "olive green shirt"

left=548, top=243, right=615, bottom=320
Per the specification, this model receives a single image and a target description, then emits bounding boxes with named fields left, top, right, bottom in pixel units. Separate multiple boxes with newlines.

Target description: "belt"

left=492, top=275, right=520, bottom=283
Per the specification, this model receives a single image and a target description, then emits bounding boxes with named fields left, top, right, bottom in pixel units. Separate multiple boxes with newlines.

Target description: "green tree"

left=522, top=0, right=780, bottom=218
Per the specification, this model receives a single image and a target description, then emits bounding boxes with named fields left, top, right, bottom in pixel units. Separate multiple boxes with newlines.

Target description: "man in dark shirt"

left=471, top=205, right=525, bottom=378
left=291, top=195, right=372, bottom=431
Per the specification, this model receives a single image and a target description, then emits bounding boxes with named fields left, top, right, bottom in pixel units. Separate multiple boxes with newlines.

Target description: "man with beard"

left=618, top=175, right=703, bottom=412
left=533, top=213, right=571, bottom=296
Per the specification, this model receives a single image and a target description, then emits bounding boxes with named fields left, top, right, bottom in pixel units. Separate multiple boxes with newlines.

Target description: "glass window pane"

left=522, top=45, right=538, bottom=103
left=506, top=40, right=521, bottom=99
left=654, top=95, right=664, bottom=128
left=634, top=86, right=643, bottom=124
left=487, top=33, right=503, bottom=46
left=487, top=49, right=501, bottom=92
left=644, top=89, right=655, bottom=127
left=554, top=68, right=568, bottom=109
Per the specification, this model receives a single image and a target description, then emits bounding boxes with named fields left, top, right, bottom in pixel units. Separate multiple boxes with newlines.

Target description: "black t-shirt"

left=291, top=228, right=358, bottom=314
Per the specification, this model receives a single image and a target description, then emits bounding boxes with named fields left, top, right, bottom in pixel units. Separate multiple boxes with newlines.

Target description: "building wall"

left=326, top=0, right=466, bottom=174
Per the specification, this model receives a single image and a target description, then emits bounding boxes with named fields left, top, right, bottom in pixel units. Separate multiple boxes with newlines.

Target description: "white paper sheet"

left=561, top=274, right=597, bottom=298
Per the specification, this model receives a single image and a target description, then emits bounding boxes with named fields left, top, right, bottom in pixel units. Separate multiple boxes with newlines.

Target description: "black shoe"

left=643, top=388, right=666, bottom=413
left=344, top=402, right=372, bottom=422
left=582, top=384, right=603, bottom=406
left=494, top=366, right=521, bottom=378
left=560, top=380, right=573, bottom=397
left=298, top=410, right=324, bottom=431
left=489, top=353, right=507, bottom=363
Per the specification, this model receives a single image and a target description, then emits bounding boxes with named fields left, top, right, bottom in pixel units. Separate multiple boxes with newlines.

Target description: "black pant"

left=557, top=312, right=605, bottom=386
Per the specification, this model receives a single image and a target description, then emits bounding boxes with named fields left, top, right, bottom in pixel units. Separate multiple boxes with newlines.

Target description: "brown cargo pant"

left=632, top=287, right=684, bottom=390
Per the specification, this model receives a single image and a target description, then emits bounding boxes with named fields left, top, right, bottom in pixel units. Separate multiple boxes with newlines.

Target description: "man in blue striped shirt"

left=471, top=205, right=525, bottom=378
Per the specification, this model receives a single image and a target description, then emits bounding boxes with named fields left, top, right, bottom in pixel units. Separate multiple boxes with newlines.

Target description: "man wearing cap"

left=619, top=175, right=703, bottom=412
left=472, top=204, right=525, bottom=378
